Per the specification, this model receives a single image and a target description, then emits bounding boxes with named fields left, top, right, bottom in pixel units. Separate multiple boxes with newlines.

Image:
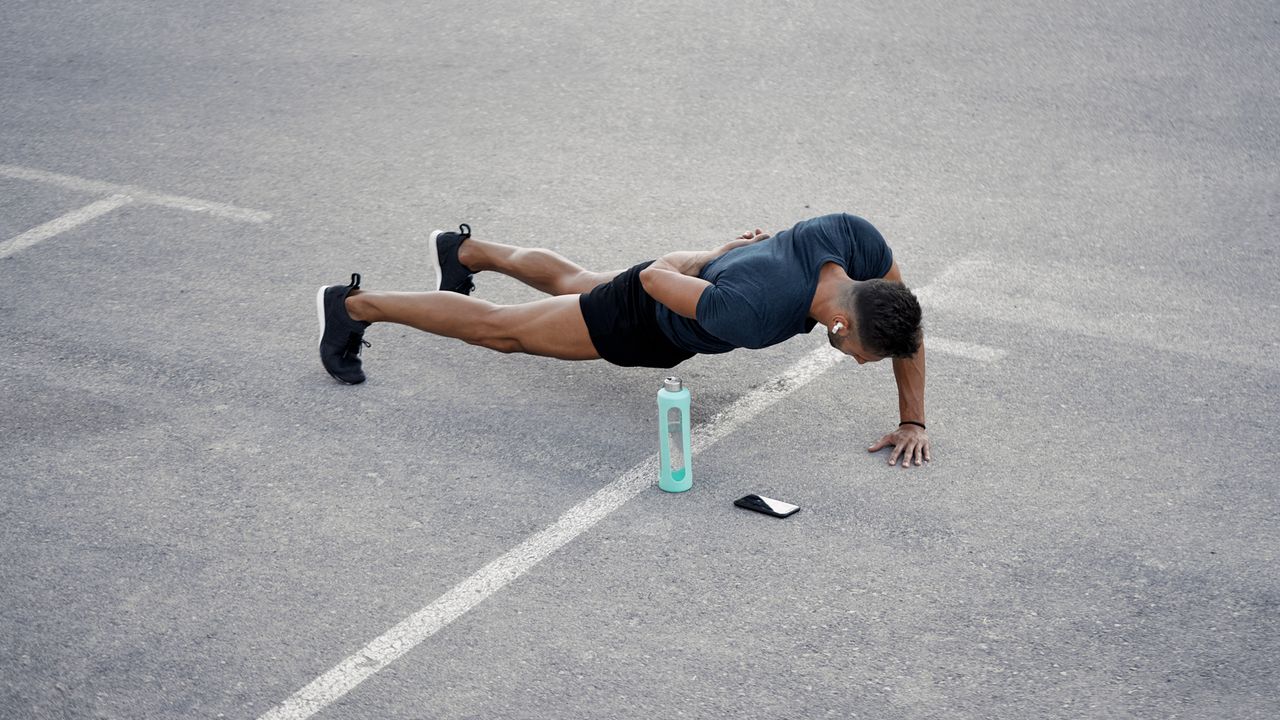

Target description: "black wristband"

left=899, top=420, right=927, bottom=430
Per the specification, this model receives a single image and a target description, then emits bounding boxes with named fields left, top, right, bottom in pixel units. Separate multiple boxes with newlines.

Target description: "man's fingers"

left=899, top=441, right=923, bottom=468
left=871, top=432, right=931, bottom=468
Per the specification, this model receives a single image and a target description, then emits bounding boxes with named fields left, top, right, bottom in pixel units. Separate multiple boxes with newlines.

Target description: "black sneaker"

left=315, top=273, right=372, bottom=385
left=428, top=223, right=476, bottom=295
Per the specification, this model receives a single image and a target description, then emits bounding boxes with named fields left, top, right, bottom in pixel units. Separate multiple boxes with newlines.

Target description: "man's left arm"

left=867, top=261, right=931, bottom=468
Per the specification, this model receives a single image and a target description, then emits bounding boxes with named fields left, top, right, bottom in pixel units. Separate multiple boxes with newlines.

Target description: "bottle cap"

left=662, top=376, right=683, bottom=392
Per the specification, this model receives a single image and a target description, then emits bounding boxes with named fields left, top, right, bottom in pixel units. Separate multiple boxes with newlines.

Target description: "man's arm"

left=637, top=250, right=714, bottom=319
left=868, top=260, right=931, bottom=468
left=638, top=229, right=769, bottom=319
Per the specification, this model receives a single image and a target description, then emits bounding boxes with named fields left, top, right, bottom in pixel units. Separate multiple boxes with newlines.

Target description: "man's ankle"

left=456, top=237, right=482, bottom=271
left=345, top=290, right=371, bottom=323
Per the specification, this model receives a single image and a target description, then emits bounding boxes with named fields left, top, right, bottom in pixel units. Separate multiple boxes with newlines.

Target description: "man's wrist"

left=899, top=420, right=927, bottom=430
left=686, top=250, right=716, bottom=276
left=656, top=251, right=709, bottom=277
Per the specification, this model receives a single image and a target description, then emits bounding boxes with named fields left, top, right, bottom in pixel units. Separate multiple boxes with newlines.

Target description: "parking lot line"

left=256, top=333, right=1004, bottom=720
left=255, top=347, right=845, bottom=720
left=926, top=336, right=1008, bottom=363
left=0, top=163, right=271, bottom=223
left=0, top=195, right=133, bottom=260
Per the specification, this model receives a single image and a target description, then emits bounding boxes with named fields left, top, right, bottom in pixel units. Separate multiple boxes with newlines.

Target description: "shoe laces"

left=458, top=224, right=471, bottom=240
left=343, top=333, right=370, bottom=359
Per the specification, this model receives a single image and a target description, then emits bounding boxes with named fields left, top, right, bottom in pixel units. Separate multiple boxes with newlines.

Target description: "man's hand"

left=726, top=228, right=770, bottom=250
left=868, top=425, right=931, bottom=468
left=639, top=228, right=771, bottom=318
left=711, top=228, right=770, bottom=258
left=688, top=229, right=772, bottom=274
left=657, top=229, right=771, bottom=275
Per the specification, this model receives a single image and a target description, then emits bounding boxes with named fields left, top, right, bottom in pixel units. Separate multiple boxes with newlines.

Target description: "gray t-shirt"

left=654, top=213, right=893, bottom=354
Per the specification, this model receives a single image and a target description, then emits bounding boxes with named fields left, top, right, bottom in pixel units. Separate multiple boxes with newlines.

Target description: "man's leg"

left=457, top=237, right=621, bottom=296
left=346, top=290, right=600, bottom=360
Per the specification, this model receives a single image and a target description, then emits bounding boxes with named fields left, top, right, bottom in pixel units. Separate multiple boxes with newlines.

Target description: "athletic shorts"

left=578, top=261, right=696, bottom=369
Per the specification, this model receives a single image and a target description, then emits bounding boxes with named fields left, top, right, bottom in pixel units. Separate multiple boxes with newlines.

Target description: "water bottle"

left=657, top=376, right=692, bottom=492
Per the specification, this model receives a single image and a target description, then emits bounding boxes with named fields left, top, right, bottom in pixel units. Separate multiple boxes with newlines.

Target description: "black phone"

left=734, top=494, right=800, bottom=518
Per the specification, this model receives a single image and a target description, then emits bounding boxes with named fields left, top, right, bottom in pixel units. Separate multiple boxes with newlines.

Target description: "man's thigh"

left=493, top=294, right=600, bottom=360
left=556, top=269, right=627, bottom=295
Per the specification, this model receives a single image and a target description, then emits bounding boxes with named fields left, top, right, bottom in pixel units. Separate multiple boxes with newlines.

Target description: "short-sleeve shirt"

left=653, top=213, right=893, bottom=354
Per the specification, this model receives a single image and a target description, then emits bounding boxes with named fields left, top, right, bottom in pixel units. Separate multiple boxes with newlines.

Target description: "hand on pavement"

left=868, top=425, right=931, bottom=468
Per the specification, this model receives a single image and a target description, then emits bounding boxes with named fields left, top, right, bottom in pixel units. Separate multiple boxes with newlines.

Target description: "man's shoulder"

left=797, top=213, right=892, bottom=279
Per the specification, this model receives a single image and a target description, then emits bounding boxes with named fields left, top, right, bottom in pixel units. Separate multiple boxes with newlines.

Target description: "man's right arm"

left=638, top=229, right=770, bottom=319
left=638, top=252, right=713, bottom=319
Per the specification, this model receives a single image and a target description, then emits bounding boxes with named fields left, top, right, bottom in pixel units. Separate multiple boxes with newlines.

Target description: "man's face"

left=829, top=329, right=885, bottom=365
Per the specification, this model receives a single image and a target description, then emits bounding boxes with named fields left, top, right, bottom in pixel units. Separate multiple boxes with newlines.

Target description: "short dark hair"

left=849, top=279, right=922, bottom=358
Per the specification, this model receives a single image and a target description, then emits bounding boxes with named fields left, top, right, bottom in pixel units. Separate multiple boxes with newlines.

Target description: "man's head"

left=827, top=279, right=922, bottom=363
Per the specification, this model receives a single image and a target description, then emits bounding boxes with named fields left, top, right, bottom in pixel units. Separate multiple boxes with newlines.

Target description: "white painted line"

left=0, top=163, right=271, bottom=223
left=0, top=195, right=133, bottom=260
left=257, top=346, right=851, bottom=720
left=915, top=258, right=1279, bottom=371
left=927, top=336, right=1007, bottom=363
left=259, top=290, right=1009, bottom=720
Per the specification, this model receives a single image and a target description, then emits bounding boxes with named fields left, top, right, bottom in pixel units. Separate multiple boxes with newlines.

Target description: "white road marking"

left=0, top=195, right=133, bottom=260
left=927, top=336, right=1008, bottom=363
left=915, top=258, right=1279, bottom=371
left=0, top=163, right=271, bottom=223
left=257, top=348, right=846, bottom=720
left=259, top=284, right=1007, bottom=720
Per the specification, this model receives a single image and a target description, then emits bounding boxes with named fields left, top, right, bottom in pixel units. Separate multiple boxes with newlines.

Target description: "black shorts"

left=579, top=261, right=696, bottom=369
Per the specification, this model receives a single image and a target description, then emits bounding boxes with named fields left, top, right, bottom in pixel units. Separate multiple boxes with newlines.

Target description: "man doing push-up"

left=316, top=213, right=930, bottom=468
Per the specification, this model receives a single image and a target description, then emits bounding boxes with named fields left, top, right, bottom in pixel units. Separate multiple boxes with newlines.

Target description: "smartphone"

left=734, top=494, right=800, bottom=518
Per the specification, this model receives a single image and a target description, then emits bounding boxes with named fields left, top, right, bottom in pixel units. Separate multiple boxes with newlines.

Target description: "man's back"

left=654, top=213, right=894, bottom=354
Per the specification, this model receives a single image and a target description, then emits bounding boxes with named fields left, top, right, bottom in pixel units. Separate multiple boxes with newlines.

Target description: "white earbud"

left=831, top=321, right=845, bottom=334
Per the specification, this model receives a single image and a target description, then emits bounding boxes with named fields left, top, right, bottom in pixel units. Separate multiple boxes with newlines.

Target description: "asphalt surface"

left=2, top=1, right=1278, bottom=718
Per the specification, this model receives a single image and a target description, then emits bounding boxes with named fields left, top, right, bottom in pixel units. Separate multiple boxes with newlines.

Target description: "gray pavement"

left=2, top=1, right=1277, bottom=718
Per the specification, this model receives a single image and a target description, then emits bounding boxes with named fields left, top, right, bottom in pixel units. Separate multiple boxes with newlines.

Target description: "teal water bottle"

left=657, top=376, right=693, bottom=492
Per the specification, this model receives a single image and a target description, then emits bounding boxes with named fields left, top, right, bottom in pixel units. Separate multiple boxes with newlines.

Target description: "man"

left=316, top=213, right=930, bottom=468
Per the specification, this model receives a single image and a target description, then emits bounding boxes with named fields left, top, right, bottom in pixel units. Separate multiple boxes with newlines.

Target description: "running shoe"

left=316, top=273, right=372, bottom=384
left=428, top=223, right=476, bottom=295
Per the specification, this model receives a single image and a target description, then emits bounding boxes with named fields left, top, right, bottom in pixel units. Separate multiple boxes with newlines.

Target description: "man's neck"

left=809, top=262, right=858, bottom=325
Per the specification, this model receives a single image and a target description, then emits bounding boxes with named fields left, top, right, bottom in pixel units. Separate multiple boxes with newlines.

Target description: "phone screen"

left=735, top=494, right=800, bottom=518
left=756, top=495, right=799, bottom=515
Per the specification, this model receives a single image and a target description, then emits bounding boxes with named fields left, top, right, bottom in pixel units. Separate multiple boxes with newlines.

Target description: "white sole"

left=315, top=285, right=328, bottom=352
left=428, top=229, right=445, bottom=291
